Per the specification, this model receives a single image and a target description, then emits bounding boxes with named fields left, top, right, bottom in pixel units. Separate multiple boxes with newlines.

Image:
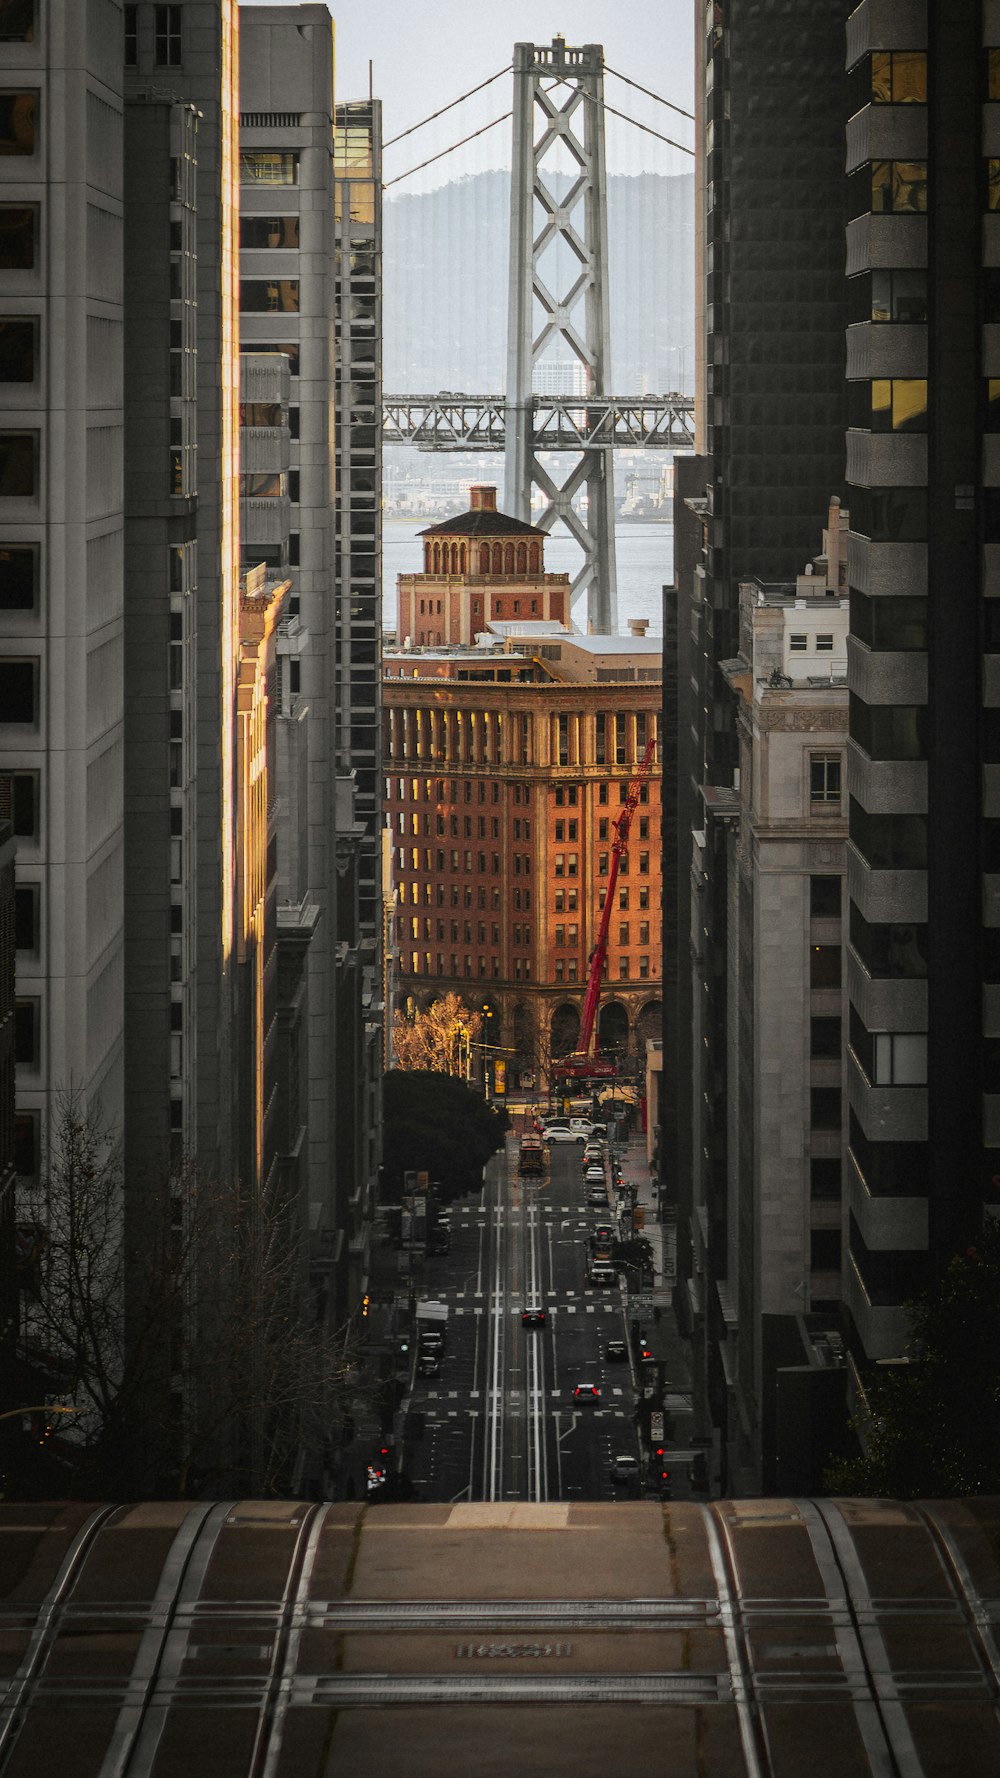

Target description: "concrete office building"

left=0, top=2, right=126, bottom=1182
left=842, top=10, right=994, bottom=1392
left=663, top=0, right=851, bottom=1470
left=333, top=98, right=383, bottom=950
left=123, top=0, right=242, bottom=1189
left=239, top=5, right=382, bottom=1321
left=692, top=510, right=850, bottom=1495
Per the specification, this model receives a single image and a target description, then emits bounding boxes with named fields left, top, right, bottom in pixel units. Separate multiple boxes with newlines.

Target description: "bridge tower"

left=505, top=37, right=617, bottom=633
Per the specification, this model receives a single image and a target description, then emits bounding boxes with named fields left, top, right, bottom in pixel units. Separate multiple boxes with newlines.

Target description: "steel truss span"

left=382, top=392, right=696, bottom=453
left=1, top=1497, right=999, bottom=1775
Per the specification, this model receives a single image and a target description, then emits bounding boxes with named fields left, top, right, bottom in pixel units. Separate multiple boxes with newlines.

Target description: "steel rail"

left=703, top=1504, right=769, bottom=1778
left=0, top=1504, right=118, bottom=1770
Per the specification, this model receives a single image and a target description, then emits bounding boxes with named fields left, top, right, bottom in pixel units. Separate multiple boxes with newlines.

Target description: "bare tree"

left=18, top=1093, right=367, bottom=1498
left=392, top=992, right=482, bottom=1076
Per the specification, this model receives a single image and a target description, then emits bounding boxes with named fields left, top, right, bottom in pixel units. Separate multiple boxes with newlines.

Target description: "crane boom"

left=557, top=736, right=657, bottom=1082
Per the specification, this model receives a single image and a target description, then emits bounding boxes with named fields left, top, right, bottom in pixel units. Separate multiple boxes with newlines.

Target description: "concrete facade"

left=0, top=1, right=126, bottom=1177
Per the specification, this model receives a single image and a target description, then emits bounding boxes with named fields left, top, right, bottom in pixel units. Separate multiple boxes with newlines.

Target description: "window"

left=240, top=279, right=300, bottom=313
left=240, top=150, right=299, bottom=185
left=14, top=882, right=37, bottom=949
left=810, top=1015, right=841, bottom=1059
left=14, top=996, right=38, bottom=1065
left=240, top=215, right=300, bottom=250
left=555, top=925, right=565, bottom=947
left=124, top=3, right=137, bottom=63
left=0, top=431, right=35, bottom=495
left=154, top=4, right=182, bottom=64
left=598, top=784, right=608, bottom=805
left=0, top=656, right=35, bottom=721
left=567, top=889, right=577, bottom=910
left=619, top=923, right=629, bottom=946
left=849, top=589, right=927, bottom=652
left=0, top=318, right=34, bottom=382
left=850, top=697, right=925, bottom=761
left=810, top=945, right=841, bottom=990
left=0, top=92, right=35, bottom=156
left=871, top=159, right=927, bottom=213
left=991, top=160, right=1000, bottom=213
left=639, top=956, right=649, bottom=978
left=873, top=1032, right=927, bottom=1085
left=790, top=633, right=807, bottom=652
left=567, top=958, right=578, bottom=981
left=567, top=854, right=577, bottom=877
left=554, top=820, right=564, bottom=842
left=0, top=1, right=33, bottom=40
left=14, top=1109, right=37, bottom=1178
left=619, top=888, right=629, bottom=910
left=554, top=854, right=564, bottom=878
left=850, top=798, right=927, bottom=870
left=849, top=485, right=927, bottom=543
left=554, top=889, right=564, bottom=912
left=850, top=906, right=928, bottom=979
left=810, top=876, right=841, bottom=918
left=10, top=771, right=37, bottom=837
left=0, top=543, right=36, bottom=609
left=868, top=379, right=928, bottom=432
left=810, top=753, right=841, bottom=806
left=810, top=1158, right=841, bottom=1201
left=595, top=712, right=606, bottom=765
left=618, top=958, right=629, bottom=979
left=867, top=267, right=927, bottom=324
left=810, top=1229, right=841, bottom=1272
left=638, top=887, right=649, bottom=910
left=869, top=50, right=926, bottom=104
left=810, top=1086, right=841, bottom=1130
left=0, top=204, right=34, bottom=267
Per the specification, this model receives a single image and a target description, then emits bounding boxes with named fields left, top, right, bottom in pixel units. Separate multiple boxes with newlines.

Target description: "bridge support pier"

left=504, top=36, right=617, bottom=634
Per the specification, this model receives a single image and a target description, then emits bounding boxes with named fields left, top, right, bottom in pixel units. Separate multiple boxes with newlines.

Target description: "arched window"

left=460, top=542, right=468, bottom=572
left=432, top=541, right=441, bottom=573
left=479, top=543, right=490, bottom=574
left=516, top=542, right=527, bottom=574
left=529, top=541, right=541, bottom=573
left=491, top=543, right=502, bottom=574
left=503, top=542, right=514, bottom=574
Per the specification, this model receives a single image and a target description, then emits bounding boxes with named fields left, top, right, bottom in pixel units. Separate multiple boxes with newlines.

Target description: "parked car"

left=584, top=1164, right=606, bottom=1182
left=587, top=1189, right=609, bottom=1208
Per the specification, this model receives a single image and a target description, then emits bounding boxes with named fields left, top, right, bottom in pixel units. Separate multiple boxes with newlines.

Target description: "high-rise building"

left=699, top=510, right=850, bottom=1494
left=385, top=491, right=663, bottom=1095
left=0, top=3, right=126, bottom=1180
left=123, top=0, right=242, bottom=1191
left=333, top=99, right=383, bottom=949
left=239, top=5, right=383, bottom=1322
left=665, top=0, right=851, bottom=1485
left=842, top=11, right=989, bottom=1387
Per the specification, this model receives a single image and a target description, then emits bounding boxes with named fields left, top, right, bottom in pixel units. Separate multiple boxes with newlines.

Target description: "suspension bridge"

left=381, top=37, right=695, bottom=631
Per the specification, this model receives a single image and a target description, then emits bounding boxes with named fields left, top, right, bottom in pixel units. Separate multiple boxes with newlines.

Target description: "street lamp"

left=481, top=1003, right=493, bottom=1100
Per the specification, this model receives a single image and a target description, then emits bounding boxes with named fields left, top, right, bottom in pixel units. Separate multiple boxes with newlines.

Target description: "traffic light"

left=362, top=1293, right=370, bottom=1318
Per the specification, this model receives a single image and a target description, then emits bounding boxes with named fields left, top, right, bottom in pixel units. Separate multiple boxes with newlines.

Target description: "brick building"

left=385, top=489, right=662, bottom=1095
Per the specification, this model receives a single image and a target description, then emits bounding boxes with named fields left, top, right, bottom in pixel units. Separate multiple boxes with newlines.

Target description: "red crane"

left=555, top=735, right=657, bottom=1083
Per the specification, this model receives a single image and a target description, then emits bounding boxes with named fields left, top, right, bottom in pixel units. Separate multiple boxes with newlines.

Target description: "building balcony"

left=846, top=213, right=927, bottom=279
left=847, top=1044, right=927, bottom=1144
left=847, top=636, right=926, bottom=707
left=241, top=426, right=291, bottom=474
left=241, top=494, right=291, bottom=545
left=847, top=737, right=926, bottom=814
left=847, top=841, right=925, bottom=925
left=846, top=429, right=927, bottom=490
left=846, top=104, right=927, bottom=176
left=847, top=1151, right=927, bottom=1253
left=846, top=1, right=926, bottom=67
left=846, top=322, right=926, bottom=382
left=845, top=1258, right=910, bottom=1361
left=847, top=944, right=927, bottom=1033
left=848, top=533, right=926, bottom=597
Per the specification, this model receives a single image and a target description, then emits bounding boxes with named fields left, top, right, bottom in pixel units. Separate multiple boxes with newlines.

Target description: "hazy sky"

left=240, top=1, right=694, bottom=190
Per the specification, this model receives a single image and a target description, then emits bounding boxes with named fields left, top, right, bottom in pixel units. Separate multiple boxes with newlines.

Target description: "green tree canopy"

left=825, top=1221, right=1000, bottom=1497
left=382, top=1069, right=508, bottom=1203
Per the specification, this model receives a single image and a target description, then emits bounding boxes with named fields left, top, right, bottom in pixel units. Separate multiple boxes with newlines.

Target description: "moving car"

left=542, top=1124, right=587, bottom=1145
left=584, top=1165, right=606, bottom=1183
left=588, top=1261, right=616, bottom=1286
left=587, top=1187, right=609, bottom=1207
left=593, top=1223, right=615, bottom=1244
left=417, top=1351, right=441, bottom=1378
left=521, top=1307, right=546, bottom=1327
left=573, top=1383, right=600, bottom=1401
left=581, top=1143, right=605, bottom=1166
left=609, top=1453, right=640, bottom=1483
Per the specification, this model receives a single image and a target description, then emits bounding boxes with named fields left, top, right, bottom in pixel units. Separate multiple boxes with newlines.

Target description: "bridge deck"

left=0, top=1496, right=997, bottom=1777
left=383, top=392, right=695, bottom=452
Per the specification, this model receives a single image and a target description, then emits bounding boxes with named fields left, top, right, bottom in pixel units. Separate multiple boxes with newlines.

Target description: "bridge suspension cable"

left=605, top=63, right=695, bottom=123
left=382, top=64, right=512, bottom=149
left=603, top=102, right=694, bottom=156
left=383, top=110, right=513, bottom=190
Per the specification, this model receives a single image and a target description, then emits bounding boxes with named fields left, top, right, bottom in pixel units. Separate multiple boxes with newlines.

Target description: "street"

left=401, top=1136, right=643, bottom=1503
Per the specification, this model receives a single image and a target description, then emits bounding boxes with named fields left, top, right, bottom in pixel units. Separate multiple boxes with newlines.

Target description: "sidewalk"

left=613, top=1134, right=698, bottom=1496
